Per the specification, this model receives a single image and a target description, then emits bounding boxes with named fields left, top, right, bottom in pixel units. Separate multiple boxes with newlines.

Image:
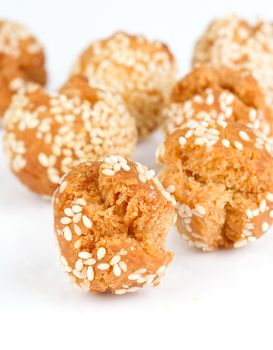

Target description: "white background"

left=1, top=1, right=273, bottom=349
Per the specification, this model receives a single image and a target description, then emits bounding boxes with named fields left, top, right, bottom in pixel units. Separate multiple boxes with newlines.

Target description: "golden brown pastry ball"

left=3, top=76, right=137, bottom=197
left=192, top=14, right=273, bottom=106
left=157, top=119, right=273, bottom=251
left=163, top=67, right=273, bottom=136
left=0, top=19, right=46, bottom=119
left=53, top=156, right=176, bottom=294
left=71, top=31, right=177, bottom=138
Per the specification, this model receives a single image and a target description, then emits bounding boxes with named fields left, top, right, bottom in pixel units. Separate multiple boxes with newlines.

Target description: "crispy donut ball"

left=157, top=119, right=273, bottom=251
left=53, top=156, right=176, bottom=294
left=71, top=31, right=177, bottom=138
left=192, top=14, right=273, bottom=106
left=163, top=67, right=273, bottom=136
left=3, top=76, right=137, bottom=197
left=0, top=20, right=46, bottom=118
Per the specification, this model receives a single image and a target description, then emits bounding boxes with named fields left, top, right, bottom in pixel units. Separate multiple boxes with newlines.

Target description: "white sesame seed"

left=63, top=226, right=72, bottom=241
left=156, top=265, right=166, bottom=276
left=266, top=193, right=273, bottom=202
left=234, top=141, right=243, bottom=151
left=82, top=215, right=92, bottom=228
left=233, top=239, right=248, bottom=248
left=74, top=198, right=87, bottom=206
left=60, top=216, right=72, bottom=225
left=262, top=222, right=270, bottom=232
left=84, top=258, right=96, bottom=266
left=97, top=263, right=110, bottom=270
left=87, top=266, right=94, bottom=281
left=119, top=261, right=127, bottom=272
left=102, top=169, right=115, bottom=176
left=38, top=153, right=49, bottom=167
left=74, top=238, right=82, bottom=249
left=134, top=268, right=147, bottom=274
left=113, top=264, right=122, bottom=277
left=166, top=185, right=175, bottom=193
left=74, top=224, right=82, bottom=236
left=252, top=209, right=260, bottom=217
left=110, top=255, right=121, bottom=265
left=179, top=136, right=187, bottom=146
left=239, top=131, right=250, bottom=142
left=260, top=199, right=267, bottom=213
left=115, top=289, right=127, bottom=295
left=73, top=213, right=82, bottom=223
left=269, top=210, right=273, bottom=218
left=75, top=259, right=83, bottom=271
left=127, top=287, right=139, bottom=292
left=72, top=205, right=82, bottom=213
left=97, top=247, right=106, bottom=260
left=138, top=173, right=147, bottom=183
left=78, top=251, right=92, bottom=259
left=64, top=208, right=74, bottom=217
left=128, top=273, right=141, bottom=280
left=195, top=204, right=206, bottom=216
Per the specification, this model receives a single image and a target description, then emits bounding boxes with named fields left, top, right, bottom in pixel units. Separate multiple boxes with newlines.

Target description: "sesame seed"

left=97, top=263, right=110, bottom=270
left=270, top=210, right=273, bottom=218
left=97, top=247, right=106, bottom=260
left=166, top=185, right=175, bottom=193
left=127, top=287, right=139, bottom=292
left=110, top=255, right=121, bottom=265
left=72, top=205, right=82, bottom=213
left=128, top=273, right=141, bottom=280
left=262, top=222, right=270, bottom=232
left=60, top=216, right=72, bottom=225
left=260, top=199, right=267, bottom=213
left=74, top=224, right=82, bottom=236
left=113, top=264, right=121, bottom=277
left=266, top=193, right=273, bottom=202
left=87, top=266, right=94, bottom=281
left=195, top=204, right=206, bottom=216
left=84, top=258, right=96, bottom=266
left=75, top=259, right=83, bottom=271
left=102, top=169, right=115, bottom=176
left=234, top=141, right=243, bottom=151
left=38, top=153, right=49, bottom=167
left=179, top=136, right=187, bottom=146
left=119, top=261, right=127, bottom=272
left=78, top=251, right=92, bottom=259
left=239, top=131, right=250, bottom=142
left=82, top=215, right=92, bottom=228
left=134, top=268, right=147, bottom=274
left=63, top=226, right=72, bottom=241
left=156, top=265, right=166, bottom=276
left=64, top=208, right=74, bottom=217
left=233, top=239, right=248, bottom=248
left=115, top=289, right=127, bottom=295
left=73, top=213, right=82, bottom=223
left=74, top=238, right=82, bottom=249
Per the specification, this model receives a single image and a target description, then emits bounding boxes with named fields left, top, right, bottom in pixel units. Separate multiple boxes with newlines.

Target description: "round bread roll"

left=0, top=19, right=46, bottom=119
left=53, top=156, right=176, bottom=294
left=3, top=76, right=136, bottom=197
left=163, top=67, right=273, bottom=136
left=71, top=31, right=177, bottom=138
left=157, top=119, right=273, bottom=251
left=192, top=14, right=273, bottom=106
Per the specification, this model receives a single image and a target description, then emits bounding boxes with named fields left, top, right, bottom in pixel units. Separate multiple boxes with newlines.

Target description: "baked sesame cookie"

left=71, top=31, right=177, bottom=138
left=193, top=14, right=273, bottom=107
left=163, top=67, right=273, bottom=136
left=0, top=19, right=46, bottom=119
left=157, top=119, right=273, bottom=251
left=53, top=156, right=176, bottom=294
left=3, top=76, right=137, bottom=197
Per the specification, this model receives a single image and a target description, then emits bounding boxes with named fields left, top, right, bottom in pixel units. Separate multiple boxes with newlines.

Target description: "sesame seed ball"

left=163, top=67, right=273, bottom=136
left=71, top=31, right=177, bottom=138
left=192, top=14, right=273, bottom=107
left=53, top=156, right=176, bottom=294
left=157, top=120, right=273, bottom=251
left=3, top=76, right=137, bottom=197
left=0, top=19, right=46, bottom=119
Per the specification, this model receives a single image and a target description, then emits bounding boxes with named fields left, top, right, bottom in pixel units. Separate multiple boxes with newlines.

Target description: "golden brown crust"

left=0, top=20, right=46, bottom=118
left=53, top=157, right=176, bottom=294
left=3, top=78, right=137, bottom=197
left=158, top=119, right=273, bottom=250
left=192, top=14, right=273, bottom=106
left=163, top=67, right=273, bottom=137
left=71, top=31, right=177, bottom=138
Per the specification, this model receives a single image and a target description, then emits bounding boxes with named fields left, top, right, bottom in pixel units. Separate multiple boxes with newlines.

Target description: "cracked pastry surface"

left=163, top=67, right=273, bottom=137
left=3, top=75, right=137, bottom=197
left=71, top=31, right=177, bottom=138
left=158, top=119, right=273, bottom=251
left=192, top=14, right=273, bottom=107
left=0, top=19, right=46, bottom=119
left=53, top=156, right=176, bottom=294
